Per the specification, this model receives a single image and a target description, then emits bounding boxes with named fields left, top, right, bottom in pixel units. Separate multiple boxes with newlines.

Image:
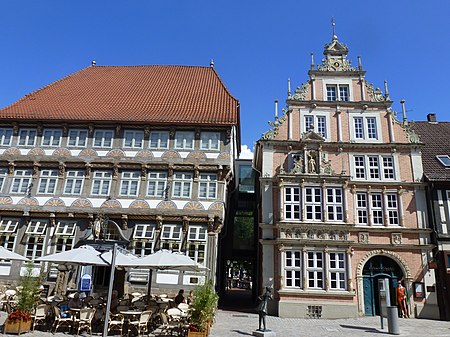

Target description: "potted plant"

left=4, top=263, right=43, bottom=334
left=187, top=280, right=218, bottom=337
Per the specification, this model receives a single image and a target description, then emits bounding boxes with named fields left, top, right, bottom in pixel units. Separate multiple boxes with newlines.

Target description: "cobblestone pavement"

left=1, top=309, right=449, bottom=337
left=209, top=310, right=450, bottom=337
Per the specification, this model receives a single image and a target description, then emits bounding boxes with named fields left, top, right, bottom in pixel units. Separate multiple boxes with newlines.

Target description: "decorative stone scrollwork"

left=291, top=82, right=309, bottom=101
left=358, top=232, right=369, bottom=244
left=391, top=233, right=402, bottom=245
left=156, top=215, right=163, bottom=229
left=366, top=81, right=387, bottom=102
left=261, top=114, right=286, bottom=140
left=318, top=57, right=357, bottom=72
left=402, top=121, right=421, bottom=143
left=58, top=163, right=65, bottom=178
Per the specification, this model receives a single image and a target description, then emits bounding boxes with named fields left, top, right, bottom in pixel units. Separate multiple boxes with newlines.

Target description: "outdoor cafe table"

left=119, top=310, right=143, bottom=335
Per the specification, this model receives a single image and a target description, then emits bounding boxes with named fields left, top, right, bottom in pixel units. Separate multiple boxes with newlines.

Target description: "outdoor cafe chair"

left=53, top=306, right=74, bottom=333
left=75, top=307, right=96, bottom=336
left=32, top=304, right=48, bottom=331
left=107, top=312, right=125, bottom=336
left=128, top=309, right=153, bottom=337
left=177, top=303, right=189, bottom=312
left=153, top=312, right=179, bottom=336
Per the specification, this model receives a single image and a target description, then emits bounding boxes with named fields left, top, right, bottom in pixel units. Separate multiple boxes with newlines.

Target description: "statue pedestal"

left=252, top=330, right=276, bottom=337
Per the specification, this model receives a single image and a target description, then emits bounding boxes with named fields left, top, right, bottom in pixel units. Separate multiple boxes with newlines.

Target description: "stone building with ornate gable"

left=0, top=64, right=240, bottom=295
left=254, top=34, right=438, bottom=318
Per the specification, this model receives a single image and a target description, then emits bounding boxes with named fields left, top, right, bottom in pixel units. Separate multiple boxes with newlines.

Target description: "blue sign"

left=80, top=273, right=92, bottom=292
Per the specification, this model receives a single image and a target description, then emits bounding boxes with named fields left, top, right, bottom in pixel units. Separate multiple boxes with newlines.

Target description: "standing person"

left=396, top=280, right=409, bottom=318
left=257, top=287, right=272, bottom=331
left=187, top=290, right=194, bottom=305
left=174, top=289, right=185, bottom=305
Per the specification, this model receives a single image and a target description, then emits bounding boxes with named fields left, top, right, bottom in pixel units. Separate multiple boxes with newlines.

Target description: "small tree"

left=188, top=280, right=219, bottom=332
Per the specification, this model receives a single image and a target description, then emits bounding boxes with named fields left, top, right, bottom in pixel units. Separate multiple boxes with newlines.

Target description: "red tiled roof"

left=410, top=121, right=450, bottom=181
left=0, top=65, right=239, bottom=125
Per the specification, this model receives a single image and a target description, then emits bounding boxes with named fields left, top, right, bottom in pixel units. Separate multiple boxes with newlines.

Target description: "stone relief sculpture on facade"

left=280, top=227, right=349, bottom=241
left=290, top=82, right=309, bottom=101
left=402, top=121, right=421, bottom=143
left=366, top=81, right=387, bottom=102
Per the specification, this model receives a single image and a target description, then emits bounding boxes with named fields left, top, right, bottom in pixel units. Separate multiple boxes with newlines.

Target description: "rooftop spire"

left=331, top=17, right=336, bottom=38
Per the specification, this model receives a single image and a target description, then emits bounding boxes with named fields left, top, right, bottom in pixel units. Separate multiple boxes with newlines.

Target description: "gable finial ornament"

left=260, top=108, right=287, bottom=140
left=291, top=82, right=309, bottom=101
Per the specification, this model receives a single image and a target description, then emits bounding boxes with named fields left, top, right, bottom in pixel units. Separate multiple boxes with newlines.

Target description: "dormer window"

left=437, top=155, right=450, bottom=167
left=326, top=84, right=349, bottom=101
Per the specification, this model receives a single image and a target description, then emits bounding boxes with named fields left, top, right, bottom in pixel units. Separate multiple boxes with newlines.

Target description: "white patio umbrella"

left=100, top=250, right=138, bottom=267
left=36, top=245, right=108, bottom=266
left=126, top=249, right=208, bottom=299
left=0, top=246, right=30, bottom=262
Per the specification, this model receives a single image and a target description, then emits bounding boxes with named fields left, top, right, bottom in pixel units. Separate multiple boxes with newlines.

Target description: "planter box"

left=188, top=331, right=207, bottom=337
left=4, top=319, right=32, bottom=334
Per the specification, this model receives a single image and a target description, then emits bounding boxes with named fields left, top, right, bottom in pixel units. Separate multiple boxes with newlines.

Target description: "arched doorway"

left=362, top=255, right=403, bottom=316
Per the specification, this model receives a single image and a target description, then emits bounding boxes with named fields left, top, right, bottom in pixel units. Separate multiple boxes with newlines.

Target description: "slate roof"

left=410, top=121, right=450, bottom=181
left=0, top=65, right=239, bottom=126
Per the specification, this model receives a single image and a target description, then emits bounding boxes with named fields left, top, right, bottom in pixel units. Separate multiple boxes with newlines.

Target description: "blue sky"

left=1, top=1, right=449, bottom=158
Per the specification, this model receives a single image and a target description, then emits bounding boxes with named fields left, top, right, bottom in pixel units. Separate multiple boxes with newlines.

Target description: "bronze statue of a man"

left=257, top=287, right=272, bottom=331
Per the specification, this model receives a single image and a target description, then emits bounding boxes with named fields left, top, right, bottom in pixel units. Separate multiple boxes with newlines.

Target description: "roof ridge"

left=209, top=66, right=239, bottom=106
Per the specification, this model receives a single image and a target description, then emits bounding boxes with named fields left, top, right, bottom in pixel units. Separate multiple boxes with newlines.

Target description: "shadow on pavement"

left=340, top=324, right=384, bottom=334
left=231, top=329, right=254, bottom=336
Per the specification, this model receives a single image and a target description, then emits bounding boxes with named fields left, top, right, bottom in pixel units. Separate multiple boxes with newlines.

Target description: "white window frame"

left=161, top=224, right=182, bottom=252
left=354, top=156, right=366, bottom=179
left=326, top=188, right=343, bottom=222
left=387, top=193, right=399, bottom=225
left=175, top=131, right=194, bottom=150
left=329, top=252, right=346, bottom=290
left=352, top=155, right=396, bottom=181
left=284, top=187, right=301, bottom=221
left=0, top=219, right=19, bottom=263
left=17, top=128, right=37, bottom=146
left=187, top=225, right=207, bottom=264
left=305, top=187, right=322, bottom=221
left=67, top=129, right=88, bottom=147
left=38, top=169, right=58, bottom=194
left=119, top=171, right=140, bottom=197
left=149, top=131, right=169, bottom=149
left=199, top=173, right=217, bottom=199
left=350, top=114, right=382, bottom=142
left=10, top=169, right=32, bottom=194
left=188, top=225, right=207, bottom=241
left=55, top=221, right=76, bottom=236
left=371, top=193, right=384, bottom=225
left=26, top=220, right=47, bottom=235
left=0, top=167, right=7, bottom=192
left=91, top=171, right=112, bottom=196
left=356, top=192, right=368, bottom=225
left=41, top=129, right=62, bottom=147
left=93, top=129, right=114, bottom=148
left=133, top=224, right=156, bottom=257
left=200, top=132, right=220, bottom=150
left=172, top=172, right=192, bottom=198
left=303, top=115, right=327, bottom=138
left=0, top=128, right=13, bottom=146
left=147, top=172, right=167, bottom=197
left=284, top=250, right=302, bottom=288
left=123, top=130, right=144, bottom=149
left=64, top=170, right=84, bottom=195
left=307, top=251, right=324, bottom=289
left=326, top=84, right=349, bottom=102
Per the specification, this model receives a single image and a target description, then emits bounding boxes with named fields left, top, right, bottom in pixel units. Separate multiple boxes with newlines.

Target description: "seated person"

left=68, top=292, right=82, bottom=309
left=174, top=289, right=185, bottom=305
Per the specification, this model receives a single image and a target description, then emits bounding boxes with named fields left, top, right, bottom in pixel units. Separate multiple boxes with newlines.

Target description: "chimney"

left=427, top=113, right=437, bottom=123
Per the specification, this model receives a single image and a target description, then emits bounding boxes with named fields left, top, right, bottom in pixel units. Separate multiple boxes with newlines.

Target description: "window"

left=161, top=224, right=182, bottom=251
left=326, top=84, right=349, bottom=101
left=48, top=221, right=75, bottom=278
left=307, top=251, right=324, bottom=289
left=38, top=169, right=58, bottom=194
left=123, top=130, right=144, bottom=149
left=0, top=167, right=7, bottom=192
left=0, top=219, right=19, bottom=263
left=353, top=117, right=378, bottom=140
left=175, top=131, right=194, bottom=149
left=387, top=193, right=399, bottom=225
left=172, top=172, right=192, bottom=198
left=199, top=173, right=217, bottom=199
left=64, top=170, right=84, bottom=195
left=133, top=224, right=156, bottom=257
left=93, top=129, right=114, bottom=148
left=303, top=115, right=327, bottom=137
left=0, top=128, right=13, bottom=146
left=284, top=187, right=301, bottom=220
left=372, top=193, right=384, bottom=225
left=119, top=171, right=140, bottom=197
left=147, top=172, right=167, bottom=197
left=149, top=131, right=169, bottom=149
left=41, top=129, right=62, bottom=146
left=200, top=132, right=220, bottom=150
left=285, top=251, right=301, bottom=288
left=305, top=187, right=322, bottom=221
left=326, top=188, right=343, bottom=221
left=10, top=169, right=32, bottom=194
left=91, top=171, right=112, bottom=196
left=437, top=155, right=450, bottom=167
left=187, top=225, right=207, bottom=264
left=55, top=221, right=76, bottom=236
left=17, top=128, right=37, bottom=146
left=353, top=155, right=395, bottom=181
left=329, top=252, right=346, bottom=290
left=67, top=129, right=88, bottom=147
left=356, top=193, right=368, bottom=225
left=25, top=220, right=47, bottom=260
